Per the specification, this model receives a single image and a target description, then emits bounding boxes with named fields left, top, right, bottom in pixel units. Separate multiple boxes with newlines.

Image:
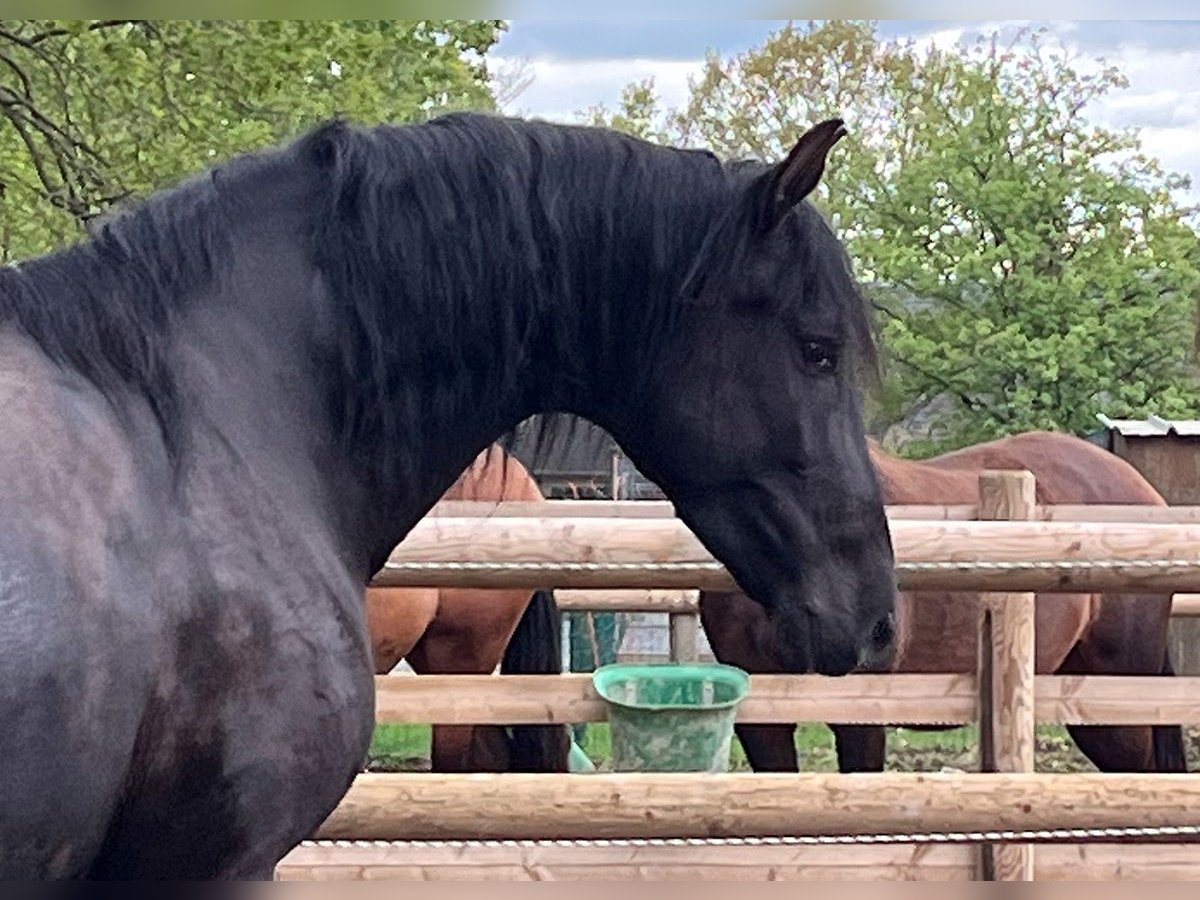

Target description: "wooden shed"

left=1095, top=414, right=1200, bottom=675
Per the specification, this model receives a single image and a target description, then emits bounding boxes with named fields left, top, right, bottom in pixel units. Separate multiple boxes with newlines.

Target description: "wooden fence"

left=372, top=518, right=1200, bottom=593
left=277, top=472, right=1200, bottom=881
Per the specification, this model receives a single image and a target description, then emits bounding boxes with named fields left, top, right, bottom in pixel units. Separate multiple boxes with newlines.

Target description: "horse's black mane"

left=302, top=113, right=748, bottom=478
left=0, top=112, right=876, bottom=481
left=0, top=155, right=234, bottom=452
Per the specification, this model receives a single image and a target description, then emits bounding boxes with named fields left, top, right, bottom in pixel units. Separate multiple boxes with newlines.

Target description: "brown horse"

left=701, top=431, right=1187, bottom=773
left=365, top=444, right=568, bottom=772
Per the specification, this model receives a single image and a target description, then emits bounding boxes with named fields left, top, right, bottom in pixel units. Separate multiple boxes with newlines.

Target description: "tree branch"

left=0, top=47, right=33, bottom=98
left=888, top=348, right=991, bottom=414
left=24, top=20, right=145, bottom=45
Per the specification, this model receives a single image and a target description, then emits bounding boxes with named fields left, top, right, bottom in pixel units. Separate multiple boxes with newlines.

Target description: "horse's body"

left=0, top=112, right=895, bottom=879
left=366, top=444, right=567, bottom=772
left=702, top=431, right=1186, bottom=773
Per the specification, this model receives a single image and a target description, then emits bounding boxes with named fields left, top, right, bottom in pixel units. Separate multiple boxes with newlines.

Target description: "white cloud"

left=498, top=55, right=703, bottom=122
left=1076, top=44, right=1200, bottom=200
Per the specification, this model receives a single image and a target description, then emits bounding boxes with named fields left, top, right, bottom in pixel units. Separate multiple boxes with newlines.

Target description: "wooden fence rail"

left=315, top=772, right=1200, bottom=842
left=430, top=498, right=1200, bottom=524
left=373, top=516, right=1200, bottom=592
left=372, top=672, right=1200, bottom=727
left=554, top=589, right=698, bottom=613
left=554, top=589, right=1200, bottom=617
left=277, top=840, right=1200, bottom=882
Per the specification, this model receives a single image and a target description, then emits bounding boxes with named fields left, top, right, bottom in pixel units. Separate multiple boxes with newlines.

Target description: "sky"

left=490, top=19, right=1200, bottom=204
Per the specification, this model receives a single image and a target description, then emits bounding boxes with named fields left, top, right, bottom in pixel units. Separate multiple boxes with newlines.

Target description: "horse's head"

left=609, top=120, right=896, bottom=675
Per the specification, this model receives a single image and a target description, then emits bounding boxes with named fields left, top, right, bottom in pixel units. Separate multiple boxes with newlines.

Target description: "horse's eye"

left=800, top=339, right=839, bottom=375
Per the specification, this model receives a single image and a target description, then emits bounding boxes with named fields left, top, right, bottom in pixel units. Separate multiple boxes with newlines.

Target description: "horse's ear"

left=758, top=118, right=847, bottom=231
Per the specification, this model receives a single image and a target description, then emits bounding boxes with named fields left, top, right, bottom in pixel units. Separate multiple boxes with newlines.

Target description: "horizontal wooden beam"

left=887, top=504, right=977, bottom=520
left=431, top=500, right=676, bottom=518
left=277, top=842, right=1200, bottom=882
left=373, top=673, right=1200, bottom=727
left=372, top=566, right=721, bottom=590
left=315, top=772, right=1200, bottom=842
left=428, top=500, right=1200, bottom=525
left=1038, top=505, right=1200, bottom=524
left=1039, top=675, right=1200, bottom=725
left=534, top=590, right=1199, bottom=617
left=901, top=504, right=1200, bottom=525
left=277, top=840, right=979, bottom=881
left=1172, top=594, right=1200, bottom=617
left=1033, top=843, right=1200, bottom=881
left=373, top=517, right=1200, bottom=592
left=554, top=589, right=698, bottom=613
left=373, top=673, right=976, bottom=726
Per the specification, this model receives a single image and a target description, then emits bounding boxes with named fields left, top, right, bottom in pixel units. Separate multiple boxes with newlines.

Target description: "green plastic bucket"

left=592, top=663, right=751, bottom=772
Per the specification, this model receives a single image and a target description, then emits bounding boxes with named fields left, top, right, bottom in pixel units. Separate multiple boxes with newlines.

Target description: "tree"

left=582, top=79, right=665, bottom=142
left=0, top=19, right=504, bottom=261
left=591, top=22, right=1200, bottom=453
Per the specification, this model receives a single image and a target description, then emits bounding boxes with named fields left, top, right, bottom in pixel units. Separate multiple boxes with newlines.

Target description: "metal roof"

left=1095, top=414, right=1200, bottom=437
left=505, top=414, right=618, bottom=476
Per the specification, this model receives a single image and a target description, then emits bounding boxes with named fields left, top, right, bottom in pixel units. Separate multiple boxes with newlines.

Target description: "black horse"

left=0, top=112, right=896, bottom=878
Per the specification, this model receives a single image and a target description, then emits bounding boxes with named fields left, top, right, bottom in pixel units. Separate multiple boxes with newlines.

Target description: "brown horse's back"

left=438, top=443, right=546, bottom=504
left=874, top=431, right=1164, bottom=506
left=366, top=445, right=544, bottom=673
left=876, top=431, right=1166, bottom=674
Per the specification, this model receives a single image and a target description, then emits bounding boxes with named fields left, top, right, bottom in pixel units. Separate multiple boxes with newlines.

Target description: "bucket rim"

left=592, top=661, right=751, bottom=712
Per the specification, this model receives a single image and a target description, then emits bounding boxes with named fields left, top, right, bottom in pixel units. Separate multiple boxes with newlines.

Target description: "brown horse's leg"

left=406, top=587, right=532, bottom=773
left=1059, top=596, right=1192, bottom=844
left=1059, top=593, right=1181, bottom=773
left=700, top=590, right=800, bottom=771
left=830, top=724, right=887, bottom=772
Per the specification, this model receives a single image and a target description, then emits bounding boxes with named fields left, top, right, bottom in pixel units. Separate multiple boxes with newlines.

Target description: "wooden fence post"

left=977, top=470, right=1037, bottom=881
left=668, top=601, right=700, bottom=663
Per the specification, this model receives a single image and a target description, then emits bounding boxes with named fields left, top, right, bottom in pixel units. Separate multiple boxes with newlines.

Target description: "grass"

left=367, top=723, right=431, bottom=770
left=365, top=721, right=1084, bottom=772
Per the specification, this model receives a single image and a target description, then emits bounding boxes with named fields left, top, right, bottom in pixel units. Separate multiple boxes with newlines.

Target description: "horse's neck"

left=195, top=134, right=726, bottom=580
left=343, top=145, right=729, bottom=535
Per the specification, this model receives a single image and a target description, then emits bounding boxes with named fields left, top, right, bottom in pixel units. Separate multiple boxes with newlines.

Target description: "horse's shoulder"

left=0, top=329, right=152, bottom=508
